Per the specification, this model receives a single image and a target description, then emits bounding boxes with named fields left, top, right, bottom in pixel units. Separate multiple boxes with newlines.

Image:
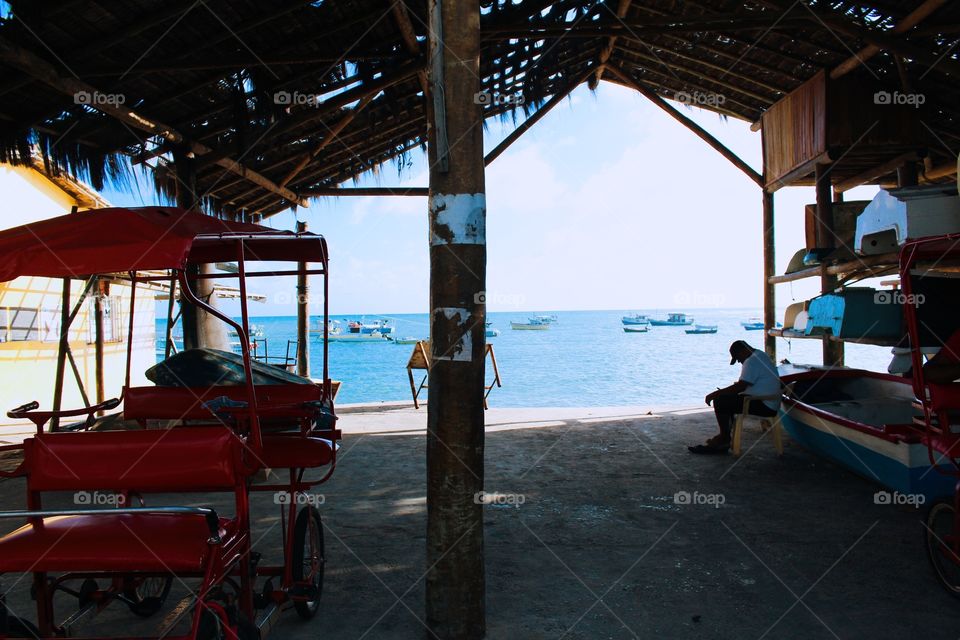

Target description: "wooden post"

left=815, top=163, right=844, bottom=366
left=898, top=161, right=919, bottom=187
left=426, top=0, right=486, bottom=636
left=762, top=190, right=776, bottom=360
left=94, top=279, right=105, bottom=414
left=296, top=220, right=310, bottom=377
left=50, top=277, right=71, bottom=432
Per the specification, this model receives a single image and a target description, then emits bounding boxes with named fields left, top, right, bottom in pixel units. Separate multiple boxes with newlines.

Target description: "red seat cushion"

left=0, top=513, right=233, bottom=573
left=258, top=435, right=333, bottom=469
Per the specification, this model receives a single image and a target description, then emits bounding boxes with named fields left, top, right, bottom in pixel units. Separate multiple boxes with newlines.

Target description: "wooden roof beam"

left=390, top=0, right=430, bottom=97
left=831, top=0, right=949, bottom=79
left=589, top=0, right=632, bottom=90
left=227, top=93, right=376, bottom=203
left=481, top=15, right=814, bottom=39
left=759, top=0, right=960, bottom=78
left=301, top=186, right=428, bottom=197
left=0, top=36, right=308, bottom=208
left=605, top=62, right=763, bottom=187
left=834, top=151, right=923, bottom=193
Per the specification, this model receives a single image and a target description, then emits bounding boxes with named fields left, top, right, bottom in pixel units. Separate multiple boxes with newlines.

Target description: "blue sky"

left=102, top=81, right=879, bottom=317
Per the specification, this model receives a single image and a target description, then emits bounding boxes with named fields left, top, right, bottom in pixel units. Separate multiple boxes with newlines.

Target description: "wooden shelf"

left=767, top=328, right=898, bottom=347
left=768, top=252, right=899, bottom=284
left=769, top=252, right=960, bottom=285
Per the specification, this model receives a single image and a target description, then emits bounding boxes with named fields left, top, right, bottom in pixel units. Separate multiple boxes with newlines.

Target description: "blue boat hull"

left=779, top=400, right=956, bottom=500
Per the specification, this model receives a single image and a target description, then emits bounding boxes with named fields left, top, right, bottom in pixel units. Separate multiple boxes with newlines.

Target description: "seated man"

left=689, top=340, right=781, bottom=454
left=923, top=328, right=960, bottom=384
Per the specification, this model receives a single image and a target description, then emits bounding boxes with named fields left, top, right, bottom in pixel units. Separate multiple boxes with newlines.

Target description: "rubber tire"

left=292, top=505, right=324, bottom=619
left=123, top=576, right=173, bottom=617
left=197, top=609, right=259, bottom=640
left=925, top=499, right=960, bottom=598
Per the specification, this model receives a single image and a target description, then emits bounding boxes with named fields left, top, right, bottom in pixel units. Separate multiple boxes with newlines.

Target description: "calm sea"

left=156, top=309, right=893, bottom=407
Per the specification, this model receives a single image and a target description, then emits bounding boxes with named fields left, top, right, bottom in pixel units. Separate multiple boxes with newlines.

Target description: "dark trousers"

left=713, top=393, right=777, bottom=437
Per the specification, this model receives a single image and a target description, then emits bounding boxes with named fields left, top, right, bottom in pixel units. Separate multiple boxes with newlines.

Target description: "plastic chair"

left=731, top=394, right=783, bottom=457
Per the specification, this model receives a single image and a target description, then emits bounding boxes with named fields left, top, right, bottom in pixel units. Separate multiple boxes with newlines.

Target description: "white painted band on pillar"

left=429, top=193, right=486, bottom=246
left=432, top=307, right=473, bottom=362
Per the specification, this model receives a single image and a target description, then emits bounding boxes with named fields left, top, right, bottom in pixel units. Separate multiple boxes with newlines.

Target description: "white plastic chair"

left=731, top=394, right=783, bottom=457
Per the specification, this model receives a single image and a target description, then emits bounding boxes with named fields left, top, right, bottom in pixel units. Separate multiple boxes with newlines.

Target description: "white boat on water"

left=511, top=319, right=549, bottom=330
left=621, top=313, right=650, bottom=326
left=530, top=314, right=558, bottom=324
left=322, top=320, right=390, bottom=342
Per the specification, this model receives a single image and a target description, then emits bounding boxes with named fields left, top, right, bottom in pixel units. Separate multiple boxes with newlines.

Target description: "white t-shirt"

left=739, top=350, right=781, bottom=410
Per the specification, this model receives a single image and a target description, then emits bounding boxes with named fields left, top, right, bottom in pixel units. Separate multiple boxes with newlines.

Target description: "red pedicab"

left=0, top=207, right=339, bottom=638
left=898, top=233, right=960, bottom=595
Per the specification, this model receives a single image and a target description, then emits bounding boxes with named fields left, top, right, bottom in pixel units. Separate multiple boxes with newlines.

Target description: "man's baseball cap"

left=729, top=340, right=752, bottom=365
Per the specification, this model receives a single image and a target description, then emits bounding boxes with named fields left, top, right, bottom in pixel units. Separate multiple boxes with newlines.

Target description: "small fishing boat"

left=685, top=324, right=718, bottom=334
left=230, top=324, right=264, bottom=338
left=530, top=314, right=558, bottom=324
left=649, top=312, right=694, bottom=326
left=325, top=320, right=390, bottom=342
left=485, top=325, right=501, bottom=337
left=390, top=336, right=420, bottom=345
left=779, top=368, right=955, bottom=500
left=511, top=319, right=549, bottom=330
left=741, top=317, right=782, bottom=331
left=623, top=325, right=649, bottom=333
left=621, top=313, right=650, bottom=325
left=351, top=319, right=393, bottom=335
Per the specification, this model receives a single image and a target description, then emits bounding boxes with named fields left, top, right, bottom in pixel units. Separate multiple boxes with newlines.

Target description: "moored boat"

left=325, top=320, right=389, bottom=342
left=390, top=336, right=420, bottom=345
left=623, top=325, right=649, bottom=333
left=621, top=313, right=650, bottom=325
left=685, top=324, right=718, bottom=334
left=530, top=314, right=558, bottom=324
left=511, top=319, right=549, bottom=330
left=650, top=312, right=694, bottom=326
left=741, top=317, right=782, bottom=331
left=779, top=368, right=955, bottom=500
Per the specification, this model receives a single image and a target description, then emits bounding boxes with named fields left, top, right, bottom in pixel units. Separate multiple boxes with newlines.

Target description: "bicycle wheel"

left=291, top=505, right=325, bottom=619
left=925, top=499, right=960, bottom=598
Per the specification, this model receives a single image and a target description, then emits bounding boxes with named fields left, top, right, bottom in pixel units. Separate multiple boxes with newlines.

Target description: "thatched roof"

left=0, top=0, right=957, bottom=218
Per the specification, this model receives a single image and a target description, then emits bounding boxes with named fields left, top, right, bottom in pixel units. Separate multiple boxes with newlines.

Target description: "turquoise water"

left=156, top=309, right=893, bottom=407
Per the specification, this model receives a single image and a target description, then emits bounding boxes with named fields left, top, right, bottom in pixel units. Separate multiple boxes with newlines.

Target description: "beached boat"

left=649, top=312, right=694, bottom=326
left=621, top=313, right=650, bottom=325
left=511, top=319, right=549, bottom=330
left=779, top=368, right=955, bottom=500
left=622, top=325, right=649, bottom=333
left=685, top=324, right=718, bottom=334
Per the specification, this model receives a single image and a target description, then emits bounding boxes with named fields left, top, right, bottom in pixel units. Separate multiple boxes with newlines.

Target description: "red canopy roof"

left=0, top=207, right=324, bottom=281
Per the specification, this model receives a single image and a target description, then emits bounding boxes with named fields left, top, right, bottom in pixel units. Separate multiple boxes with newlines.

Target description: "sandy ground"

left=2, top=404, right=960, bottom=639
